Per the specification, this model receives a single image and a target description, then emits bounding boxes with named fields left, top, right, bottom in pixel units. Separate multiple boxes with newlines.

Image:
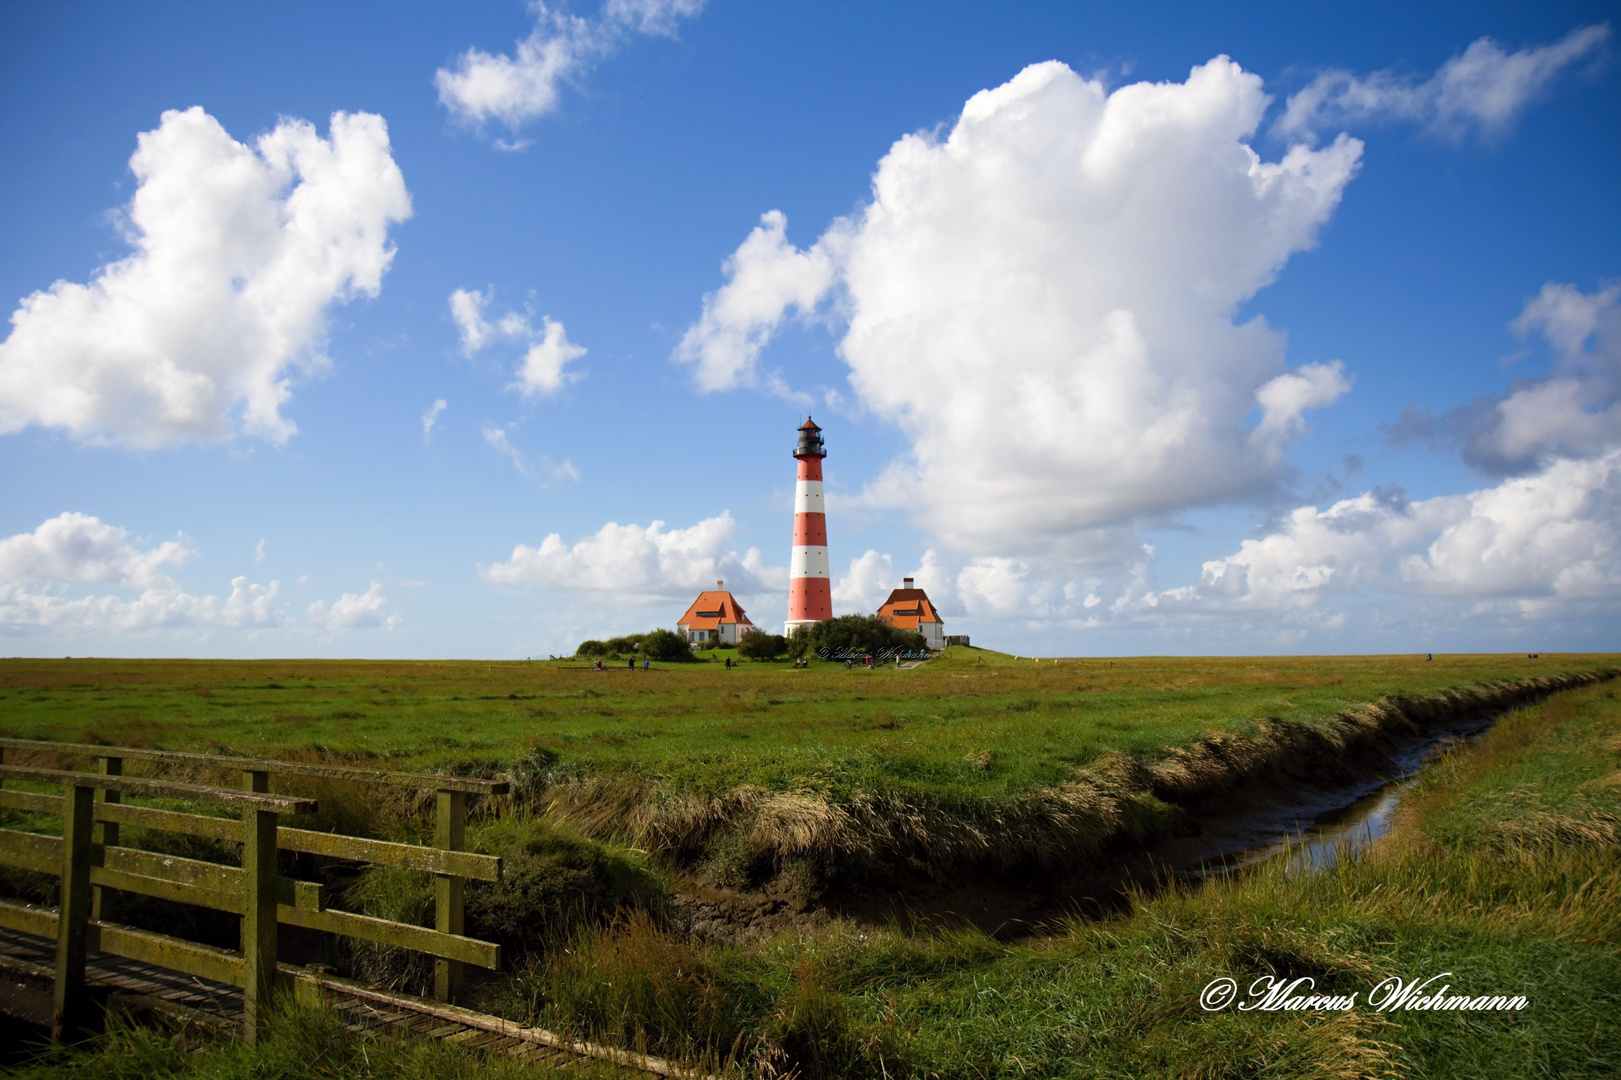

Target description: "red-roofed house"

left=876, top=577, right=945, bottom=648
left=676, top=588, right=756, bottom=647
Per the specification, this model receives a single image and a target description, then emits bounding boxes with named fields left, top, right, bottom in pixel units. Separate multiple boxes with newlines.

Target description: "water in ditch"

left=1194, top=725, right=1491, bottom=880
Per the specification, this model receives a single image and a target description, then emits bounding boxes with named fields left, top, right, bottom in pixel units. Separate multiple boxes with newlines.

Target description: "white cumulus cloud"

left=308, top=582, right=400, bottom=630
left=675, top=210, right=837, bottom=392
left=0, top=513, right=282, bottom=631
left=681, top=58, right=1361, bottom=557
left=436, top=0, right=704, bottom=133
left=1177, top=451, right=1621, bottom=616
left=1481, top=281, right=1621, bottom=471
left=0, top=108, right=411, bottom=448
left=450, top=288, right=584, bottom=396
left=1253, top=360, right=1353, bottom=452
left=957, top=557, right=1104, bottom=622
left=832, top=549, right=894, bottom=612
left=516, top=319, right=588, bottom=397
left=1392, top=281, right=1621, bottom=476
left=0, top=512, right=191, bottom=587
left=481, top=511, right=784, bottom=601
left=1276, top=24, right=1610, bottom=143
left=832, top=547, right=960, bottom=616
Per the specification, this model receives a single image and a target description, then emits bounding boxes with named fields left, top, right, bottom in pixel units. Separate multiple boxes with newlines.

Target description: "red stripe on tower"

left=785, top=417, right=831, bottom=636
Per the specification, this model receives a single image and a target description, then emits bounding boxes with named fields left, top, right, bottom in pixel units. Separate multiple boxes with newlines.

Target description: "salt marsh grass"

left=3, top=656, right=1618, bottom=1077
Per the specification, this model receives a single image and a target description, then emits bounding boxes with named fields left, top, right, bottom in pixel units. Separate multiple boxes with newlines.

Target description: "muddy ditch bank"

left=639, top=669, right=1616, bottom=941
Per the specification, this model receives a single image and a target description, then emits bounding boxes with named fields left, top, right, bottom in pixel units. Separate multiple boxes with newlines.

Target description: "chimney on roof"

left=903, top=577, right=914, bottom=589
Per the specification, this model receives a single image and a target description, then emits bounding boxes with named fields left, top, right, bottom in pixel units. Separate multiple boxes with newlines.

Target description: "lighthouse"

left=785, top=417, right=832, bottom=637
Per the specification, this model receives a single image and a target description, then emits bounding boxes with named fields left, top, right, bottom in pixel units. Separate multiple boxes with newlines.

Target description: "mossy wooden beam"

left=0, top=898, right=57, bottom=938
left=88, top=920, right=245, bottom=988
left=101, top=843, right=236, bottom=893
left=435, top=788, right=467, bottom=1002
left=53, top=782, right=93, bottom=1040
left=87, top=865, right=324, bottom=915
left=91, top=755, right=121, bottom=924
left=0, top=789, right=58, bottom=815
left=2, top=797, right=502, bottom=879
left=0, top=765, right=316, bottom=813
left=277, top=903, right=500, bottom=968
left=0, top=827, right=60, bottom=874
left=279, top=825, right=500, bottom=879
left=241, top=800, right=278, bottom=1046
left=96, top=801, right=241, bottom=842
left=0, top=738, right=509, bottom=795
left=3, top=832, right=325, bottom=911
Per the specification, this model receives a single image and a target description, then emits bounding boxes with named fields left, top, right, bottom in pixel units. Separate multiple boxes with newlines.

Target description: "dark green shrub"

left=575, top=639, right=609, bottom=657
left=603, top=633, right=646, bottom=656
left=466, top=822, right=663, bottom=960
left=738, top=632, right=788, bottom=660
left=639, top=628, right=692, bottom=661
left=787, top=615, right=925, bottom=659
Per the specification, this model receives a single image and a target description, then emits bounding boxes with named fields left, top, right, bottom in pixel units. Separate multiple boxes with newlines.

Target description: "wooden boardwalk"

left=0, top=925, right=702, bottom=1078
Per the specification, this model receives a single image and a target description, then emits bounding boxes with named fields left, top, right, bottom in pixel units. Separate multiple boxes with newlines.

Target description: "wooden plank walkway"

left=0, top=925, right=707, bottom=1078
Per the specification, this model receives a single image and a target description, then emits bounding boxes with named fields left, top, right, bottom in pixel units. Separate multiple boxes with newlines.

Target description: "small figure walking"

left=629, top=658, right=635, bottom=672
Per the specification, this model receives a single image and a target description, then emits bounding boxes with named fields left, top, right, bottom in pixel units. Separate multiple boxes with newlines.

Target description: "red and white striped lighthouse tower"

left=785, top=417, right=832, bottom=637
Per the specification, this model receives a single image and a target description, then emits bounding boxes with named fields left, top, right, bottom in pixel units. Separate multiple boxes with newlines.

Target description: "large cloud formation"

left=0, top=513, right=281, bottom=631
left=1171, top=450, right=1620, bottom=620
left=679, top=59, right=1362, bottom=557
left=436, top=0, right=704, bottom=135
left=1437, top=282, right=1621, bottom=475
left=0, top=108, right=411, bottom=447
left=481, top=511, right=783, bottom=601
left=1155, top=282, right=1621, bottom=627
left=1276, top=24, right=1610, bottom=143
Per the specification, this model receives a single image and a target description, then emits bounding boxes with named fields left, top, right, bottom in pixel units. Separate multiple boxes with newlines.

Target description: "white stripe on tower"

left=790, top=546, right=830, bottom=577
left=793, top=480, right=824, bottom=514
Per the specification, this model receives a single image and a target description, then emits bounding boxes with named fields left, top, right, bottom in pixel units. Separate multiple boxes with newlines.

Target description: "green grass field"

left=0, top=649, right=1603, bottom=801
left=5, top=659, right=1617, bottom=1078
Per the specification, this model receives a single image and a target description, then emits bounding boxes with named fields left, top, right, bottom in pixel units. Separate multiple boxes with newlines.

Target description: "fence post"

left=241, top=768, right=276, bottom=1045
left=434, top=789, right=466, bottom=1002
left=92, top=755, right=122, bottom=923
left=240, top=803, right=278, bottom=1046
left=53, top=782, right=94, bottom=1041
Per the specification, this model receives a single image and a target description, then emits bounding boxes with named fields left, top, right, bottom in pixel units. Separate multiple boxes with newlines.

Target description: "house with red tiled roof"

left=676, top=586, right=756, bottom=647
left=876, top=577, right=945, bottom=649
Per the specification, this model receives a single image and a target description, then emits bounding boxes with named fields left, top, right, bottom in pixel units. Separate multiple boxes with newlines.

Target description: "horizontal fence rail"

left=0, top=739, right=507, bottom=1043
left=0, top=737, right=509, bottom=794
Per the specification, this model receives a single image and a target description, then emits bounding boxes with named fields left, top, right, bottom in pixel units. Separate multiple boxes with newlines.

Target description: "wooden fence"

left=0, top=737, right=507, bottom=1043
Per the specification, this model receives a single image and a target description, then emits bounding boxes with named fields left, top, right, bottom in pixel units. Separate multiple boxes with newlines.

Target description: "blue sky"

left=1, top=0, right=1617, bottom=658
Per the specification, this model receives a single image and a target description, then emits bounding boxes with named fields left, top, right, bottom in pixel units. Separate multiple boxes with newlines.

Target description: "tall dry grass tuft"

left=759, top=957, right=865, bottom=1080
left=501, top=908, right=762, bottom=1071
